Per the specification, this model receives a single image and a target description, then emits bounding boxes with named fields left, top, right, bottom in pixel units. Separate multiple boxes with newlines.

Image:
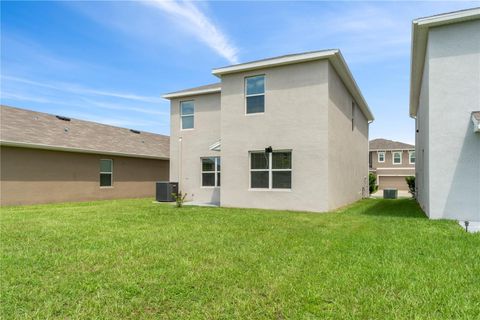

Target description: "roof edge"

left=0, top=140, right=169, bottom=160
left=409, top=8, right=480, bottom=117
left=163, top=87, right=221, bottom=99
left=210, top=50, right=374, bottom=121
left=211, top=49, right=339, bottom=76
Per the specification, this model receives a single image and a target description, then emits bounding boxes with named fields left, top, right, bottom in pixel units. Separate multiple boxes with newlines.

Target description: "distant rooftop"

left=0, top=105, right=169, bottom=159
left=369, top=138, right=414, bottom=151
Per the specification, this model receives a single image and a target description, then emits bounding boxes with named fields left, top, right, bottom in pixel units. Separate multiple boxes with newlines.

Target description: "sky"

left=1, top=1, right=478, bottom=143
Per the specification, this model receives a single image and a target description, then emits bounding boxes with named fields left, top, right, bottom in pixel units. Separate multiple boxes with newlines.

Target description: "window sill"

left=100, top=186, right=114, bottom=189
left=245, top=112, right=265, bottom=116
left=200, top=186, right=220, bottom=189
left=181, top=128, right=195, bottom=131
left=248, top=188, right=292, bottom=192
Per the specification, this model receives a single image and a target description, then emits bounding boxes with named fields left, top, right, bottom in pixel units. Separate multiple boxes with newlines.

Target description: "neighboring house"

left=369, top=139, right=415, bottom=190
left=410, top=8, right=480, bottom=223
left=164, top=50, right=374, bottom=212
left=0, top=105, right=169, bottom=206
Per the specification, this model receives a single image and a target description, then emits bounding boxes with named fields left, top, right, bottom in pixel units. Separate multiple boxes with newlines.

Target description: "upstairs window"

left=100, top=159, right=113, bottom=187
left=409, top=151, right=416, bottom=164
left=201, top=157, right=220, bottom=187
left=250, top=151, right=291, bottom=189
left=393, top=151, right=402, bottom=164
left=245, top=75, right=265, bottom=114
left=180, top=101, right=194, bottom=129
left=378, top=151, right=385, bottom=163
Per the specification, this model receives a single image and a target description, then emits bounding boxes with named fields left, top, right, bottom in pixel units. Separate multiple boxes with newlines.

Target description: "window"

left=393, top=151, right=402, bottom=164
left=100, top=159, right=113, bottom=187
left=378, top=151, right=385, bottom=163
left=409, top=151, right=416, bottom=164
left=245, top=75, right=265, bottom=114
left=180, top=101, right=194, bottom=129
left=250, top=151, right=291, bottom=189
left=201, top=157, right=220, bottom=187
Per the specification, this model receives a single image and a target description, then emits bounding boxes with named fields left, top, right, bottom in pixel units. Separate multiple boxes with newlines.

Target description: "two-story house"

left=410, top=8, right=479, bottom=225
left=164, top=50, right=374, bottom=212
left=369, top=138, right=415, bottom=190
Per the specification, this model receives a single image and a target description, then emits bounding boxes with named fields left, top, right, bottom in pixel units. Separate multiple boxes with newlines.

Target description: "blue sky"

left=1, top=1, right=478, bottom=143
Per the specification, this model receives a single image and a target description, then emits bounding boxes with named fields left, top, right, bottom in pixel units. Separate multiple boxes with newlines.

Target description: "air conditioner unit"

left=156, top=182, right=178, bottom=202
left=383, top=188, right=398, bottom=199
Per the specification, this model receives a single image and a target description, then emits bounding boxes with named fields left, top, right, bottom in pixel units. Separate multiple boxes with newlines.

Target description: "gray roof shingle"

left=0, top=105, right=169, bottom=159
left=369, top=138, right=414, bottom=150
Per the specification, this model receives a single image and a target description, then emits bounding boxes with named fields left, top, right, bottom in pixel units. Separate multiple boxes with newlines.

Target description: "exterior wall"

left=0, top=146, right=169, bottom=206
left=169, top=92, right=221, bottom=204
left=220, top=60, right=330, bottom=212
left=416, top=48, right=430, bottom=213
left=328, top=63, right=369, bottom=209
left=370, top=150, right=415, bottom=168
left=370, top=149, right=415, bottom=191
left=419, top=20, right=480, bottom=221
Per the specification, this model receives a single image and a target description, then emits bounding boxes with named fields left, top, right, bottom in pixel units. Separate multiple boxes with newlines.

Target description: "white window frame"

left=180, top=100, right=194, bottom=130
left=409, top=151, right=416, bottom=164
left=249, top=150, right=292, bottom=191
left=100, top=159, right=113, bottom=188
left=245, top=75, right=265, bottom=115
left=392, top=151, right=402, bottom=165
left=201, top=157, right=220, bottom=188
left=378, top=151, right=385, bottom=163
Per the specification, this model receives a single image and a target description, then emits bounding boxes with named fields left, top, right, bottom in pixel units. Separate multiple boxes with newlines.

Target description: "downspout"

left=178, top=137, right=183, bottom=189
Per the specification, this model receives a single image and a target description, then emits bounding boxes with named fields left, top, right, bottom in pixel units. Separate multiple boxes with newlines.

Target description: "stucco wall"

left=416, top=44, right=430, bottom=214
left=220, top=60, right=330, bottom=212
left=426, top=20, right=480, bottom=221
left=370, top=150, right=415, bottom=169
left=169, top=92, right=221, bottom=204
left=327, top=63, right=369, bottom=209
left=0, top=146, right=169, bottom=206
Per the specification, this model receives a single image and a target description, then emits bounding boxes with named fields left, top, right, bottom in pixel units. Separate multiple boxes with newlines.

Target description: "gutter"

left=0, top=140, right=169, bottom=160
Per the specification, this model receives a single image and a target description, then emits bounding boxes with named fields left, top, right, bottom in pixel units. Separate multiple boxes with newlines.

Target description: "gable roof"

left=410, top=8, right=480, bottom=117
left=163, top=83, right=221, bottom=99
left=212, top=49, right=374, bottom=122
left=0, top=105, right=169, bottom=159
left=369, top=139, right=414, bottom=151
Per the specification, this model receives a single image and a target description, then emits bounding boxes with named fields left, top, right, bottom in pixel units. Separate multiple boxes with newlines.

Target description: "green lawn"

left=1, top=199, right=479, bottom=319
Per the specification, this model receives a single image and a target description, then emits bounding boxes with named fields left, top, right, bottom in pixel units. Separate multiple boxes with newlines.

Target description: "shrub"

left=405, top=176, right=416, bottom=199
left=369, top=173, right=378, bottom=194
left=172, top=191, right=187, bottom=208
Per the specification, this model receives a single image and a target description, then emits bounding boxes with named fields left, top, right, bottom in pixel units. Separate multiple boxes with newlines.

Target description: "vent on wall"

left=56, top=115, right=71, bottom=121
left=130, top=129, right=141, bottom=134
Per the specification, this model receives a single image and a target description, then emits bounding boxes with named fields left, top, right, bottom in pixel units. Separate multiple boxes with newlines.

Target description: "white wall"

left=328, top=63, right=370, bottom=209
left=169, top=93, right=221, bottom=204
left=416, top=45, right=430, bottom=214
left=220, top=60, right=330, bottom=212
left=421, top=20, right=480, bottom=221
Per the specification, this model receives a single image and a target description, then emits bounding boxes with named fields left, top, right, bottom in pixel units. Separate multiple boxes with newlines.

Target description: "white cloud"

left=142, top=0, right=239, bottom=64
left=3, top=76, right=163, bottom=104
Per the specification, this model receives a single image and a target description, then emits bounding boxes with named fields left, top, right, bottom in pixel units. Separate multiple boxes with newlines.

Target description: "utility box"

left=383, top=188, right=398, bottom=199
left=156, top=182, right=178, bottom=202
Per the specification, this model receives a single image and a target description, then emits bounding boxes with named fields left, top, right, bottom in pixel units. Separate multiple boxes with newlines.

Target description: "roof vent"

left=130, top=129, right=141, bottom=134
left=56, top=115, right=71, bottom=122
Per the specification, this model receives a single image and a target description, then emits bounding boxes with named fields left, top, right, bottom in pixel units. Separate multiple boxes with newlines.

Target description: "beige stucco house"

left=0, top=105, right=169, bottom=206
left=369, top=139, right=415, bottom=190
left=410, top=8, right=480, bottom=229
left=164, top=50, right=374, bottom=212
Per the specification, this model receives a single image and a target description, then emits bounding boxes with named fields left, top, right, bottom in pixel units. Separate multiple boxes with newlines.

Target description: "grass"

left=1, top=198, right=479, bottom=319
